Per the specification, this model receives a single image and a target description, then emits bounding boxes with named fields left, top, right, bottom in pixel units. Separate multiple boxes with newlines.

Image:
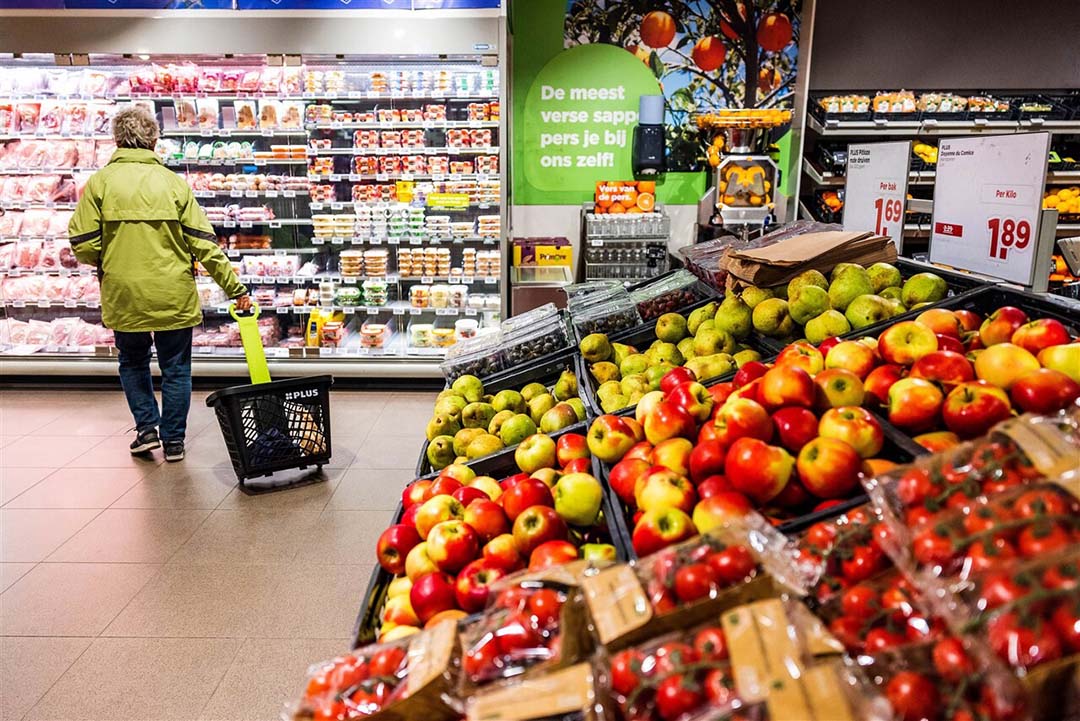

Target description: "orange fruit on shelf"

left=640, top=11, right=677, bottom=48
left=637, top=193, right=656, bottom=212
left=756, top=13, right=793, bottom=52
left=691, top=36, right=726, bottom=71
left=608, top=203, right=626, bottom=214
left=637, top=180, right=656, bottom=194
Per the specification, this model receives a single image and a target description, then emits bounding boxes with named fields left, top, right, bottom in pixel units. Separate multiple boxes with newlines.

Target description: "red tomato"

left=674, top=562, right=720, bottom=603
left=872, top=521, right=896, bottom=549
left=1052, top=600, right=1080, bottom=653
left=905, top=614, right=945, bottom=642
left=848, top=507, right=873, bottom=525
left=885, top=671, right=941, bottom=721
left=932, top=637, right=974, bottom=682
left=1017, top=521, right=1072, bottom=557
left=1013, top=488, right=1071, bottom=518
left=804, top=521, right=837, bottom=550
left=987, top=612, right=1063, bottom=669
left=828, top=615, right=864, bottom=651
left=692, top=626, right=728, bottom=661
left=964, top=537, right=1017, bottom=574
left=865, top=627, right=907, bottom=652
left=707, top=546, right=757, bottom=584
left=313, top=701, right=347, bottom=721
left=912, top=527, right=956, bottom=567
left=495, top=587, right=531, bottom=611
left=463, top=635, right=499, bottom=680
left=494, top=612, right=540, bottom=655
left=841, top=584, right=880, bottom=620
left=368, top=646, right=406, bottom=678
left=1042, top=560, right=1080, bottom=590
left=841, top=544, right=888, bottom=582
left=703, top=668, right=737, bottom=706
left=905, top=505, right=937, bottom=530
left=609, top=649, right=645, bottom=696
left=979, top=574, right=1029, bottom=610
left=651, top=642, right=699, bottom=677
left=526, top=588, right=563, bottom=629
left=655, top=674, right=705, bottom=721
left=897, top=468, right=938, bottom=506
left=962, top=505, right=1011, bottom=535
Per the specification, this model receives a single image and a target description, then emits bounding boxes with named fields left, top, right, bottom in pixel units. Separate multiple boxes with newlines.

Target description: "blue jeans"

left=114, top=327, right=193, bottom=442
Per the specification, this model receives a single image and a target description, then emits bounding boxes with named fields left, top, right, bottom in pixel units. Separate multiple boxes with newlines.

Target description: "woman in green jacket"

left=69, top=106, right=251, bottom=462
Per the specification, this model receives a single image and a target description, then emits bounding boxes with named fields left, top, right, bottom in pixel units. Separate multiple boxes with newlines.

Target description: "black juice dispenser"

left=632, top=94, right=665, bottom=176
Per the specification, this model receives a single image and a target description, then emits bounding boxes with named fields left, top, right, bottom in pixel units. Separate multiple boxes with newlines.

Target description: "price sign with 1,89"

left=843, top=140, right=912, bottom=249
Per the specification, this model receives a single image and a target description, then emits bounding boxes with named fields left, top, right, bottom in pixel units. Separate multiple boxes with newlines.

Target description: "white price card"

left=843, top=141, right=912, bottom=249
left=929, top=132, right=1051, bottom=285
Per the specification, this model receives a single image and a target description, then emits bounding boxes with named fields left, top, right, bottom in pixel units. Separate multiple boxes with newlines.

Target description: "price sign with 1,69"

left=842, top=140, right=912, bottom=250
left=929, top=132, right=1051, bottom=285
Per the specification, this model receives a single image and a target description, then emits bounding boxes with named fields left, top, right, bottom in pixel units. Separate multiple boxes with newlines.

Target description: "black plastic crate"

left=1012, top=94, right=1071, bottom=121
left=205, top=375, right=334, bottom=490
left=808, top=96, right=872, bottom=124
left=416, top=350, right=582, bottom=477
left=353, top=441, right=633, bottom=647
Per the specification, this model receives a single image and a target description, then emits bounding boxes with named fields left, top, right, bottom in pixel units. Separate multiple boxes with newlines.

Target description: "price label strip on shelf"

left=929, top=132, right=1051, bottom=286
left=842, top=140, right=912, bottom=250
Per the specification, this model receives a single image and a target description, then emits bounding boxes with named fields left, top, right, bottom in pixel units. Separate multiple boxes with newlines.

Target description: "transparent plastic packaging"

left=501, top=314, right=571, bottom=367
left=440, top=332, right=507, bottom=381
left=570, top=296, right=642, bottom=340
left=794, top=503, right=895, bottom=604
left=629, top=269, right=713, bottom=322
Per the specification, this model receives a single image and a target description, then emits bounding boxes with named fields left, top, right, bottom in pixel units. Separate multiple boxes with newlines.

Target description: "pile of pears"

left=747, top=263, right=948, bottom=343
left=425, top=371, right=585, bottom=471
left=580, top=295, right=764, bottom=413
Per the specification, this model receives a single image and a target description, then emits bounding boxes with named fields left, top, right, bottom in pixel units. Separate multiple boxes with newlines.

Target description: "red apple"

left=775, top=343, right=825, bottom=376
left=426, top=519, right=479, bottom=573
left=688, top=440, right=727, bottom=484
left=916, top=309, right=963, bottom=339
left=698, top=422, right=721, bottom=445
left=909, top=350, right=974, bottom=390
left=623, top=417, right=646, bottom=442
left=733, top=361, right=769, bottom=388
left=979, top=306, right=1028, bottom=346
left=660, top=366, right=697, bottom=395
left=455, top=559, right=506, bottom=613
left=912, top=431, right=961, bottom=453
left=415, top=495, right=465, bottom=539
left=401, top=503, right=421, bottom=529
left=405, top=541, right=437, bottom=581
left=429, top=476, right=463, bottom=499
left=625, top=441, right=655, bottom=462
left=668, top=381, right=716, bottom=423
left=770, top=474, right=813, bottom=510
left=643, top=401, right=697, bottom=445
left=725, top=438, right=794, bottom=504
left=935, top=334, right=966, bottom=354
left=942, top=380, right=1014, bottom=438
left=556, top=433, right=590, bottom=467
left=562, top=457, right=591, bottom=474
left=635, top=391, right=666, bottom=424
left=864, top=364, right=906, bottom=407
left=887, top=378, right=944, bottom=432
left=706, top=382, right=735, bottom=407
left=953, top=310, right=981, bottom=332
left=635, top=466, right=697, bottom=514
left=440, top=464, right=476, bottom=484
left=410, top=572, right=458, bottom=624
left=1010, top=368, right=1080, bottom=414
left=453, top=485, right=489, bottom=507
left=511, top=505, right=568, bottom=557
left=818, top=406, right=884, bottom=458
left=692, top=492, right=752, bottom=533
left=797, top=437, right=862, bottom=499
left=377, top=524, right=422, bottom=575
left=587, top=415, right=639, bottom=463
left=500, top=473, right=529, bottom=490
left=818, top=336, right=843, bottom=359
left=771, top=406, right=819, bottom=453
left=697, top=475, right=734, bottom=498
left=632, top=508, right=696, bottom=557
left=463, top=499, right=510, bottom=543
left=824, top=340, right=877, bottom=380
left=879, top=320, right=939, bottom=366
left=759, top=365, right=815, bottom=410
left=715, top=398, right=773, bottom=445
left=813, top=368, right=865, bottom=410
left=609, top=458, right=651, bottom=505
left=652, top=437, right=694, bottom=477
left=728, top=378, right=762, bottom=405
left=974, top=343, right=1041, bottom=390
left=402, top=480, right=433, bottom=508
left=501, top=477, right=554, bottom=521
left=382, top=594, right=419, bottom=627
left=482, top=533, right=523, bottom=572
left=528, top=540, right=579, bottom=571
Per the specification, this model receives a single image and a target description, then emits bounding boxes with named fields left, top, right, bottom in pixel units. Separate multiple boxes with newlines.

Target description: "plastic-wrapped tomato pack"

left=795, top=503, right=895, bottom=603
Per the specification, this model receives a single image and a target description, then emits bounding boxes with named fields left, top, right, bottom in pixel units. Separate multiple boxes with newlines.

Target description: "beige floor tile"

left=34, top=408, right=136, bottom=437
left=0, top=562, right=35, bottom=592
left=326, top=468, right=415, bottom=511
left=47, top=509, right=211, bottom=563
left=5, top=467, right=148, bottom=509
left=0, top=509, right=100, bottom=562
left=255, top=564, right=371, bottom=639
left=110, top=463, right=236, bottom=510
left=348, top=433, right=425, bottom=470
left=0, top=434, right=20, bottom=450
left=294, top=510, right=388, bottom=566
left=1, top=637, right=92, bottom=721
left=25, top=637, right=241, bottom=721
left=0, top=466, right=53, bottom=506
left=0, top=435, right=104, bottom=468
left=0, top=405, right=66, bottom=436
left=170, top=433, right=235, bottom=469
left=170, top=509, right=322, bottom=564
left=1, top=562, right=159, bottom=636
left=103, top=563, right=282, bottom=638
left=198, top=637, right=346, bottom=721
left=64, top=434, right=166, bottom=470
left=217, top=467, right=346, bottom=512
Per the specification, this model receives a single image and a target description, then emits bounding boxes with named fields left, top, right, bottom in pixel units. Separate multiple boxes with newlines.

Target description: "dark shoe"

left=164, top=440, right=185, bottom=462
left=130, top=428, right=161, bottom=454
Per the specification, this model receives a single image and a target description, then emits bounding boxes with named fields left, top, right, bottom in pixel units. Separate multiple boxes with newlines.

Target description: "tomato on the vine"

left=987, top=612, right=1063, bottom=669
left=804, top=521, right=837, bottom=550
left=1042, top=560, right=1080, bottom=590
left=885, top=671, right=941, bottom=721
left=526, top=588, right=563, bottom=629
left=841, top=584, right=880, bottom=620
left=979, top=573, right=1030, bottom=610
left=841, top=545, right=888, bottom=582
left=655, top=673, right=704, bottom=721
left=1017, top=521, right=1072, bottom=557
left=964, top=537, right=1017, bottom=574
left=703, top=668, right=737, bottom=706
left=865, top=627, right=907, bottom=652
left=463, top=636, right=499, bottom=680
left=369, top=647, right=405, bottom=678
left=1014, top=488, right=1071, bottom=518
left=905, top=505, right=938, bottom=530
left=674, top=562, right=720, bottom=603
left=963, top=505, right=1011, bottom=536
left=494, top=612, right=540, bottom=655
left=932, top=637, right=974, bottom=682
left=708, top=545, right=757, bottom=584
left=897, top=469, right=937, bottom=506
left=609, top=649, right=645, bottom=696
left=692, top=625, right=728, bottom=661
left=828, top=615, right=864, bottom=650
left=651, top=641, right=699, bottom=677
left=912, top=526, right=955, bottom=566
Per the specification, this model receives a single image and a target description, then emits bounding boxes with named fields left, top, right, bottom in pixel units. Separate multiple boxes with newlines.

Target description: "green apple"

left=581, top=543, right=617, bottom=562
left=540, top=403, right=578, bottom=433
left=553, top=472, right=604, bottom=526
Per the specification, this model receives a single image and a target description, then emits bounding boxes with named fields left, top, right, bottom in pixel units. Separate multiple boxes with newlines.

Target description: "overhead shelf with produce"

left=0, top=50, right=505, bottom=378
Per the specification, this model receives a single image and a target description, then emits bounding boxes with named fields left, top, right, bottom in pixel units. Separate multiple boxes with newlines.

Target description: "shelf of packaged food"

left=310, top=201, right=499, bottom=212
left=308, top=172, right=496, bottom=183
left=1, top=299, right=100, bottom=310
left=163, top=158, right=308, bottom=167
left=160, top=129, right=307, bottom=137
left=205, top=299, right=488, bottom=318
left=220, top=248, right=322, bottom=257
left=0, top=91, right=499, bottom=103
left=307, top=236, right=500, bottom=247
left=0, top=202, right=77, bottom=211
left=306, top=120, right=499, bottom=131
left=0, top=134, right=112, bottom=142
left=208, top=218, right=311, bottom=227
left=0, top=167, right=102, bottom=176
left=305, top=146, right=499, bottom=157
left=192, top=190, right=311, bottom=199
left=807, top=115, right=1080, bottom=136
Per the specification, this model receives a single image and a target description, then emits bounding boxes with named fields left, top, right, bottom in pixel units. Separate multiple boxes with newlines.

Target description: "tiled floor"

left=0, top=387, right=433, bottom=721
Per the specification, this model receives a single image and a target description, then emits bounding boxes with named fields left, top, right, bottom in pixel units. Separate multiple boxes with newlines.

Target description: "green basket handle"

left=230, top=301, right=271, bottom=384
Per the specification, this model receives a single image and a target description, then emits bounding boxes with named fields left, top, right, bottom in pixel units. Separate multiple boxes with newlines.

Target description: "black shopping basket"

left=206, top=303, right=334, bottom=491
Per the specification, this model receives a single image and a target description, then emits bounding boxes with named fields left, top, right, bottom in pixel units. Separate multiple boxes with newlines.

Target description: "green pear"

left=693, top=328, right=735, bottom=356
left=627, top=390, right=645, bottom=405
left=596, top=381, right=623, bottom=403
left=828, top=269, right=874, bottom=311
left=786, top=269, right=829, bottom=297
left=499, top=413, right=537, bottom=446
left=686, top=302, right=718, bottom=335
left=867, top=262, right=902, bottom=293
left=466, top=433, right=504, bottom=460
left=433, top=395, right=467, bottom=420
left=426, top=435, right=456, bottom=470
left=714, top=295, right=753, bottom=340
left=435, top=388, right=464, bottom=403
left=611, top=342, right=636, bottom=367
left=426, top=413, right=462, bottom=441
left=527, top=393, right=557, bottom=424
left=565, top=398, right=586, bottom=421
left=492, top=389, right=526, bottom=414
left=620, top=374, right=649, bottom=398
left=655, top=313, right=689, bottom=343
left=579, top=333, right=613, bottom=363
left=520, top=382, right=548, bottom=402
left=879, top=286, right=903, bottom=302
left=552, top=370, right=578, bottom=402
left=685, top=353, right=736, bottom=381
left=772, top=284, right=789, bottom=300
left=830, top=262, right=864, bottom=281
left=804, top=310, right=851, bottom=344
left=461, top=402, right=496, bottom=430
left=884, top=298, right=907, bottom=317
left=590, top=362, right=621, bottom=384
left=752, top=298, right=795, bottom=337
left=644, top=363, right=674, bottom=390
left=451, top=374, right=484, bottom=403
left=645, top=342, right=684, bottom=367
left=740, top=286, right=774, bottom=309
left=488, top=410, right=516, bottom=437
left=733, top=349, right=762, bottom=367
left=901, top=272, right=947, bottom=307
left=620, top=354, right=650, bottom=378
left=601, top=394, right=629, bottom=413
left=845, top=294, right=894, bottom=330
left=677, top=337, right=697, bottom=360
left=453, top=427, right=486, bottom=457
left=694, top=319, right=716, bottom=336
left=788, top=285, right=831, bottom=326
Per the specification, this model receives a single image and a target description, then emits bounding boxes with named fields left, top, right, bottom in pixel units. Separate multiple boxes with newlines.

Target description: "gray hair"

left=112, top=106, right=160, bottom=149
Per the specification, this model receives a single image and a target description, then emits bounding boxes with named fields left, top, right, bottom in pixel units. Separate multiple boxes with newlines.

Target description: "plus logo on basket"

left=285, top=389, right=320, bottom=401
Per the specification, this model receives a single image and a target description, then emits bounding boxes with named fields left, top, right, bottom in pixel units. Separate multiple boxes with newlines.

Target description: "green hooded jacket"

left=68, top=147, right=247, bottom=332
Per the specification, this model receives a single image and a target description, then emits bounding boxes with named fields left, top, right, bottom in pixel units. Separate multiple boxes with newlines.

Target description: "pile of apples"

left=374, top=432, right=616, bottom=642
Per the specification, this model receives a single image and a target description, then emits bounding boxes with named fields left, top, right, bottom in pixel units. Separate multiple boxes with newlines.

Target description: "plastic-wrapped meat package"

left=47, top=317, right=78, bottom=347
left=73, top=140, right=95, bottom=168
left=259, top=68, right=281, bottom=93
left=220, top=70, right=242, bottom=93
left=14, top=69, right=45, bottom=95
left=25, top=320, right=53, bottom=346
left=196, top=99, right=219, bottom=129
left=239, top=69, right=260, bottom=93
left=37, top=240, right=61, bottom=270
left=44, top=141, right=78, bottom=169
left=26, top=175, right=61, bottom=203
left=0, top=103, right=12, bottom=133
left=43, top=276, right=67, bottom=301
left=96, top=325, right=114, bottom=346
left=38, top=101, right=63, bottom=134
left=0, top=72, right=11, bottom=95
left=174, top=99, right=197, bottom=129
left=0, top=212, right=22, bottom=239
left=88, top=105, right=113, bottom=135
left=280, top=67, right=302, bottom=95
left=1, top=176, right=26, bottom=201
left=151, top=64, right=174, bottom=94
left=128, top=67, right=154, bottom=94
left=47, top=211, right=73, bottom=238
left=0, top=242, right=15, bottom=268
left=79, top=71, right=109, bottom=97
left=7, top=320, right=30, bottom=345
left=58, top=244, right=79, bottom=269
left=107, top=75, right=130, bottom=97
left=52, top=178, right=77, bottom=203
left=16, top=140, right=47, bottom=169
left=20, top=209, right=52, bottom=237
left=62, top=104, right=88, bottom=137
left=14, top=239, right=42, bottom=269
left=94, top=142, right=115, bottom=168
left=0, top=141, right=17, bottom=169
left=47, top=69, right=82, bottom=97
left=65, top=275, right=99, bottom=302
left=175, top=63, right=199, bottom=93
left=16, top=103, right=40, bottom=134
left=198, top=68, right=221, bottom=93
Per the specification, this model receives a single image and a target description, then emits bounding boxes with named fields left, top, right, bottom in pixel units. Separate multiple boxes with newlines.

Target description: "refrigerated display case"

left=0, top=9, right=506, bottom=378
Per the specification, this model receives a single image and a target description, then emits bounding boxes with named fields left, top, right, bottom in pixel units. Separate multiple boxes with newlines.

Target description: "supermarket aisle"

left=0, top=387, right=435, bottom=721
